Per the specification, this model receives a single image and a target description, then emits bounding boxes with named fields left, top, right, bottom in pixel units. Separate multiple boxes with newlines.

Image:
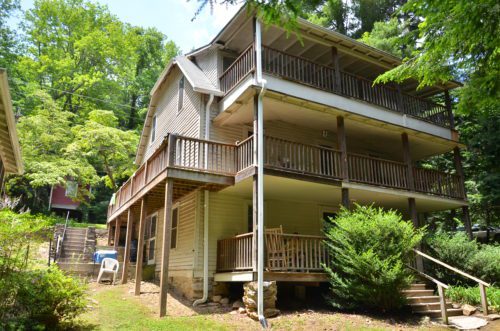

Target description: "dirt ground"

left=87, top=280, right=455, bottom=330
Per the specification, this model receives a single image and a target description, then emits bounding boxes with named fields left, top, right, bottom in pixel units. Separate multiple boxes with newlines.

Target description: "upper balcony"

left=219, top=44, right=452, bottom=129
left=108, top=133, right=465, bottom=221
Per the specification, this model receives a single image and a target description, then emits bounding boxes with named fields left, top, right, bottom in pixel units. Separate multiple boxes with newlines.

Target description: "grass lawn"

left=67, top=221, right=107, bottom=229
left=76, top=283, right=449, bottom=331
left=78, top=286, right=230, bottom=331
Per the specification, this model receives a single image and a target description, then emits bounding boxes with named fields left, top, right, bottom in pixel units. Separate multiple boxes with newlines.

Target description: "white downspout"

left=193, top=93, right=214, bottom=307
left=254, top=18, right=268, bottom=328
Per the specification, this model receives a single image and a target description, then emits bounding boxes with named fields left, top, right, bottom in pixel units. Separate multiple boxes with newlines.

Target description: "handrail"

left=413, top=248, right=491, bottom=316
left=413, top=249, right=490, bottom=287
left=218, top=43, right=255, bottom=79
left=408, top=265, right=449, bottom=289
left=55, top=211, right=71, bottom=261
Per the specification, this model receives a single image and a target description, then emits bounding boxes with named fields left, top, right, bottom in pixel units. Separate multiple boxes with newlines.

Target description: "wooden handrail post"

left=121, top=208, right=133, bottom=284
left=135, top=197, right=147, bottom=296
left=479, top=283, right=489, bottom=316
left=437, top=285, right=448, bottom=324
left=167, top=134, right=177, bottom=167
left=444, top=89, right=455, bottom=129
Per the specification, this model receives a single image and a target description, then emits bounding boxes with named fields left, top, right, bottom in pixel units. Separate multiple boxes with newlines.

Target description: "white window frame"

left=150, top=114, right=157, bottom=145
left=65, top=180, right=78, bottom=198
left=177, top=76, right=184, bottom=114
left=170, top=206, right=179, bottom=249
left=145, top=212, right=158, bottom=265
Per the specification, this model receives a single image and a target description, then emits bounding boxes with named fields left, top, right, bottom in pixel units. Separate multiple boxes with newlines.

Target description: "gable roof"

left=135, top=56, right=222, bottom=165
left=0, top=69, right=23, bottom=175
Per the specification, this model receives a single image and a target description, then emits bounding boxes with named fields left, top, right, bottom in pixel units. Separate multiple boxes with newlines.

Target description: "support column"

left=444, top=90, right=455, bottom=129
left=331, top=47, right=341, bottom=91
left=337, top=116, right=349, bottom=209
left=408, top=198, right=424, bottom=271
left=159, top=178, right=174, bottom=317
left=402, top=133, right=415, bottom=191
left=453, top=147, right=472, bottom=239
left=121, top=209, right=133, bottom=284
left=135, top=198, right=147, bottom=295
left=107, top=224, right=112, bottom=246
left=113, top=219, right=121, bottom=249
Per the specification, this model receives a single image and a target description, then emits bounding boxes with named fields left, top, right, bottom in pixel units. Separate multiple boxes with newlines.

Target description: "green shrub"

left=469, top=245, right=500, bottom=284
left=0, top=210, right=88, bottom=329
left=323, top=204, right=425, bottom=312
left=446, top=286, right=500, bottom=313
left=426, top=231, right=479, bottom=284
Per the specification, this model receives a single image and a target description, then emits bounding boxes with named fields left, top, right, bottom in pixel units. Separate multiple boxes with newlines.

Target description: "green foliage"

left=427, top=231, right=500, bottom=285
left=323, top=204, right=424, bottom=311
left=469, top=245, right=500, bottom=285
left=359, top=18, right=403, bottom=57
left=446, top=286, right=500, bottom=313
left=0, top=210, right=87, bottom=329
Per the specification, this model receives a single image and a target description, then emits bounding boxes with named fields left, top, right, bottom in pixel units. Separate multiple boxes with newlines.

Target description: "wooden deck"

left=108, top=133, right=465, bottom=221
left=215, top=232, right=330, bottom=282
left=219, top=45, right=452, bottom=128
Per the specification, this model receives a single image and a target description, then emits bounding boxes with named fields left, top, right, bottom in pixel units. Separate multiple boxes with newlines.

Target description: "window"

left=170, top=207, right=178, bottom=249
left=65, top=180, right=78, bottom=198
left=145, top=213, right=157, bottom=264
left=150, top=115, right=157, bottom=144
left=177, top=76, right=184, bottom=113
left=247, top=204, right=253, bottom=233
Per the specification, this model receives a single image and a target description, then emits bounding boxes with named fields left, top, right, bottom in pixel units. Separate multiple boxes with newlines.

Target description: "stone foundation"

left=243, top=281, right=280, bottom=320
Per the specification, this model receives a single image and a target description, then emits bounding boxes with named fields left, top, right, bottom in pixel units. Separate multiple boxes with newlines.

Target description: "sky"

left=15, top=0, right=243, bottom=53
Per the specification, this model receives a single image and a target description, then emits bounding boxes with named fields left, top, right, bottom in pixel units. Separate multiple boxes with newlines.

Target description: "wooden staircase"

left=58, top=227, right=92, bottom=262
left=404, top=283, right=462, bottom=318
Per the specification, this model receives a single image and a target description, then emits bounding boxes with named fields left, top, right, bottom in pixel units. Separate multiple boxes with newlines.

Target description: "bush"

left=426, top=231, right=478, bottom=284
left=427, top=231, right=499, bottom=285
left=323, top=204, right=425, bottom=312
left=469, top=245, right=500, bottom=284
left=0, top=210, right=88, bottom=329
left=446, top=286, right=500, bottom=313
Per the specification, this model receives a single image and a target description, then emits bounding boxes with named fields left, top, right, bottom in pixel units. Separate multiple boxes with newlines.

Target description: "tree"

left=67, top=110, right=139, bottom=190
left=359, top=18, right=404, bottom=57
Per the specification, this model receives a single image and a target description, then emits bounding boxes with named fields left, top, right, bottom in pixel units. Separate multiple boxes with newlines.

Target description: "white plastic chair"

left=97, top=258, right=120, bottom=284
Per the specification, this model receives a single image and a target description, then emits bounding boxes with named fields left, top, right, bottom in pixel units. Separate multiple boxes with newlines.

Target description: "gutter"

left=193, top=93, right=215, bottom=307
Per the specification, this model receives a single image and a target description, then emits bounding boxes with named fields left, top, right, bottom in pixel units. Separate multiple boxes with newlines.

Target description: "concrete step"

left=414, top=308, right=463, bottom=318
left=406, top=295, right=442, bottom=304
left=402, top=289, right=435, bottom=297
left=410, top=302, right=453, bottom=312
left=62, top=243, right=85, bottom=249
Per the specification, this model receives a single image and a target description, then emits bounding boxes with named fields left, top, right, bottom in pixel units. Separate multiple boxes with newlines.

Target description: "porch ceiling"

left=215, top=94, right=459, bottom=161
left=220, top=175, right=464, bottom=214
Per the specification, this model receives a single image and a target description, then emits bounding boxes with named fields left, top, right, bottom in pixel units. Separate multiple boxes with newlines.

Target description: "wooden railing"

left=413, top=167, right=463, bottom=199
left=109, top=134, right=465, bottom=218
left=265, top=136, right=342, bottom=179
left=348, top=153, right=409, bottom=190
left=217, top=233, right=253, bottom=272
left=219, top=45, right=452, bottom=128
left=216, top=232, right=329, bottom=273
left=219, top=44, right=255, bottom=93
left=108, top=134, right=238, bottom=218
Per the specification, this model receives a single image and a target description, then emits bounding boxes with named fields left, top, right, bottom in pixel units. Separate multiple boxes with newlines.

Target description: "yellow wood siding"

left=154, top=191, right=198, bottom=273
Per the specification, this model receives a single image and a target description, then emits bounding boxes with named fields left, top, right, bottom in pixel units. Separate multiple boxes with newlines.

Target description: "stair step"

left=415, top=308, right=463, bottom=318
left=410, top=302, right=453, bottom=312
left=402, top=289, right=435, bottom=297
left=406, top=295, right=442, bottom=304
left=409, top=283, right=427, bottom=290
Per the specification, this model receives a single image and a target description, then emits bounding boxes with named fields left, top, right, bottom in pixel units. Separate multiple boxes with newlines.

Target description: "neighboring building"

left=48, top=181, right=83, bottom=219
left=107, top=7, right=470, bottom=317
left=0, top=69, right=23, bottom=193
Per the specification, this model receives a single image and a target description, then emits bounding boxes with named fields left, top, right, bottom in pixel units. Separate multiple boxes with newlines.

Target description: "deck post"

left=337, top=116, right=350, bottom=209
left=453, top=147, right=472, bottom=239
left=135, top=197, right=147, bottom=295
left=121, top=208, right=134, bottom=284
left=401, top=133, right=415, bottom=191
left=331, top=47, right=341, bottom=92
left=107, top=223, right=112, bottom=246
left=444, top=89, right=455, bottom=129
left=113, top=218, right=121, bottom=249
left=408, top=197, right=424, bottom=272
left=159, top=178, right=174, bottom=317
